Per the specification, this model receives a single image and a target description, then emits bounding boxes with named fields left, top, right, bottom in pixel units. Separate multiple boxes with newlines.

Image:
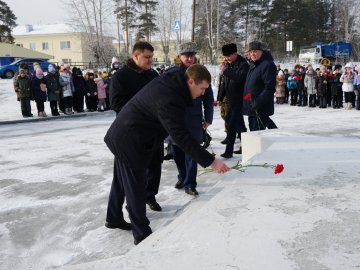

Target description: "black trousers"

left=106, top=145, right=162, bottom=241
left=248, top=115, right=277, bottom=131
left=35, top=100, right=45, bottom=113
left=20, top=97, right=31, bottom=115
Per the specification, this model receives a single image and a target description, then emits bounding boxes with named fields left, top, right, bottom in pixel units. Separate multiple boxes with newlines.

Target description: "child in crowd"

left=330, top=67, right=343, bottom=109
left=316, top=67, right=329, bottom=108
left=59, top=64, right=75, bottom=115
left=275, top=71, right=286, bottom=104
left=340, top=63, right=354, bottom=110
left=286, top=69, right=298, bottom=106
left=45, top=64, right=61, bottom=116
left=353, top=66, right=360, bottom=110
left=31, top=68, right=47, bottom=117
left=304, top=65, right=317, bottom=107
left=94, top=72, right=107, bottom=112
left=85, top=71, right=98, bottom=112
left=15, top=68, right=32, bottom=117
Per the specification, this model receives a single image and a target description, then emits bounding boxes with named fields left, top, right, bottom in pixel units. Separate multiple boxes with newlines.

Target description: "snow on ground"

left=1, top=77, right=360, bottom=270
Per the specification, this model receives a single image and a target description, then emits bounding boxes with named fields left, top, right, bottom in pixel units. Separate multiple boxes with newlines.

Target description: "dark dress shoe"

left=234, top=147, right=242, bottom=154
left=174, top=180, right=184, bottom=189
left=146, top=200, right=162, bottom=211
left=220, top=152, right=233, bottom=159
left=105, top=220, right=131, bottom=231
left=220, top=138, right=228, bottom=144
left=185, top=187, right=199, bottom=196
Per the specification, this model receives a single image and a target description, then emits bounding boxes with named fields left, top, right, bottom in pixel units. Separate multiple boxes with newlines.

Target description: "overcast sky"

left=6, top=0, right=68, bottom=25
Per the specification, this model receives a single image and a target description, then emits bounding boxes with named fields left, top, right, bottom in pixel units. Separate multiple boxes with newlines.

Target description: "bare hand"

left=203, top=122, right=210, bottom=129
left=219, top=63, right=225, bottom=74
left=210, top=159, right=230, bottom=174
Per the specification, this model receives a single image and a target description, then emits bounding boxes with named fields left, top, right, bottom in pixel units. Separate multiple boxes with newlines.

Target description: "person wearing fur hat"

left=340, top=62, right=355, bottom=110
left=218, top=43, right=249, bottom=158
left=164, top=41, right=214, bottom=195
left=243, top=41, right=277, bottom=131
left=30, top=68, right=48, bottom=117
left=45, top=64, right=61, bottom=116
left=15, top=68, right=32, bottom=117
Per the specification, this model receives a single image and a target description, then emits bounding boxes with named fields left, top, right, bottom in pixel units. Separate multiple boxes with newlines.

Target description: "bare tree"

left=67, top=0, right=116, bottom=66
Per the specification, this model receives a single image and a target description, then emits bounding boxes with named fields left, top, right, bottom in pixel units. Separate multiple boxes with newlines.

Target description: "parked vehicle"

left=298, top=42, right=352, bottom=66
left=0, top=58, right=53, bottom=79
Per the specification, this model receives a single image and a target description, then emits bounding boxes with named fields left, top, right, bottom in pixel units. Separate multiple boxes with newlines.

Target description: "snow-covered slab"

left=65, top=133, right=360, bottom=270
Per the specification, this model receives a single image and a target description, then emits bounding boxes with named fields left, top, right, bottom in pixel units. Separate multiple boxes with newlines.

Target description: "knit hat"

left=179, top=42, right=197, bottom=55
left=48, top=64, right=56, bottom=73
left=344, top=62, right=353, bottom=69
left=221, top=43, right=237, bottom=56
left=58, top=61, right=64, bottom=67
left=278, top=70, right=284, bottom=76
left=245, top=41, right=266, bottom=52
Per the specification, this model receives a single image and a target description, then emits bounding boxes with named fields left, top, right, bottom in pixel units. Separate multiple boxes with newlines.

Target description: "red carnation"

left=274, top=164, right=284, bottom=174
left=243, top=93, right=252, bottom=100
left=214, top=101, right=218, bottom=107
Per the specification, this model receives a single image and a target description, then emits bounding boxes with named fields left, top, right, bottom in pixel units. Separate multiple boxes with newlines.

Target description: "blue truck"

left=298, top=42, right=352, bottom=66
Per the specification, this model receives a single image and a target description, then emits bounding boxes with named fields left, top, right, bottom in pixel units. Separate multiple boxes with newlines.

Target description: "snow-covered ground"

left=1, top=77, right=360, bottom=270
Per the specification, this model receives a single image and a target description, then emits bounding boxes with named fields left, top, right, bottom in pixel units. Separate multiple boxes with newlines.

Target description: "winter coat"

left=95, top=78, right=107, bottom=99
left=275, top=75, right=286, bottom=97
left=243, top=51, right=277, bottom=117
left=286, top=75, right=298, bottom=90
left=109, top=58, right=159, bottom=113
left=31, top=77, right=47, bottom=102
left=86, top=78, right=98, bottom=97
left=315, top=73, right=329, bottom=97
left=104, top=71, right=215, bottom=174
left=218, top=55, right=249, bottom=106
left=73, top=75, right=88, bottom=96
left=59, top=72, right=74, bottom=98
left=330, top=73, right=342, bottom=96
left=15, top=75, right=31, bottom=98
left=304, top=71, right=317, bottom=95
left=165, top=64, right=214, bottom=143
left=340, top=71, right=354, bottom=92
left=45, top=73, right=61, bottom=102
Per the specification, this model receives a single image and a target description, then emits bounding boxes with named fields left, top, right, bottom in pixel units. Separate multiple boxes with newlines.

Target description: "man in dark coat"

left=219, top=43, right=249, bottom=158
left=243, top=41, right=277, bottom=131
left=165, top=42, right=214, bottom=196
left=104, top=64, right=229, bottom=244
left=105, top=42, right=161, bottom=236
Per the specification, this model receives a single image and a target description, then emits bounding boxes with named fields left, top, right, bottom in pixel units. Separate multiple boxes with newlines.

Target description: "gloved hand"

left=87, top=93, right=90, bottom=96
left=94, top=92, right=97, bottom=95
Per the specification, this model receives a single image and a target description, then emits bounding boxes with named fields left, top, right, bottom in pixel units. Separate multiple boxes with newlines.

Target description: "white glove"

left=94, top=92, right=97, bottom=95
left=87, top=93, right=90, bottom=96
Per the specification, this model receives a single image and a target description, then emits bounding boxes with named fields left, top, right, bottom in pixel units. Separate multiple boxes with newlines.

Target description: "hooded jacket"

left=243, top=51, right=277, bottom=116
left=104, top=71, right=215, bottom=173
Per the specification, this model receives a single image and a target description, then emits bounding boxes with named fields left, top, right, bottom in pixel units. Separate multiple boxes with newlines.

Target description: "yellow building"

left=13, top=24, right=114, bottom=67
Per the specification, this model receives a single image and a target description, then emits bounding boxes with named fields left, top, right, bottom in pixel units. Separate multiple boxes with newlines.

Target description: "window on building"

left=153, top=58, right=158, bottom=62
left=60, top=41, right=71, bottom=49
left=16, top=44, right=23, bottom=47
left=29, top=43, right=36, bottom=51
left=42, top=42, right=49, bottom=50
left=62, top=59, right=72, bottom=64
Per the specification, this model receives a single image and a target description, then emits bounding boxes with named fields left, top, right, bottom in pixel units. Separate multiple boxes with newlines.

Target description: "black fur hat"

left=221, top=43, right=237, bottom=56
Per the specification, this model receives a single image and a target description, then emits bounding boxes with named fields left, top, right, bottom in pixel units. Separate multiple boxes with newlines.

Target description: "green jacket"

left=15, top=75, right=31, bottom=98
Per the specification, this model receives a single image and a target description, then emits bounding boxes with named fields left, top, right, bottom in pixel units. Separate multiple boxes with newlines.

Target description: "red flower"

left=274, top=164, right=284, bottom=174
left=213, top=101, right=218, bottom=107
left=243, top=93, right=252, bottom=100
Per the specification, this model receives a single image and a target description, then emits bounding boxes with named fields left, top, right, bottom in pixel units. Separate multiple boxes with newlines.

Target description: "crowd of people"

left=275, top=62, right=360, bottom=110
left=12, top=58, right=125, bottom=118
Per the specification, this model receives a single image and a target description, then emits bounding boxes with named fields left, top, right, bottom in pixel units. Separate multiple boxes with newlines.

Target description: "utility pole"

left=191, top=0, right=196, bottom=42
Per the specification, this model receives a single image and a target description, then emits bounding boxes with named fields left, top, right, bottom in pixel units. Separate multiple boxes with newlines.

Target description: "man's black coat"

left=218, top=54, right=249, bottom=107
left=104, top=71, right=215, bottom=173
left=109, top=59, right=159, bottom=113
left=243, top=51, right=277, bottom=117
